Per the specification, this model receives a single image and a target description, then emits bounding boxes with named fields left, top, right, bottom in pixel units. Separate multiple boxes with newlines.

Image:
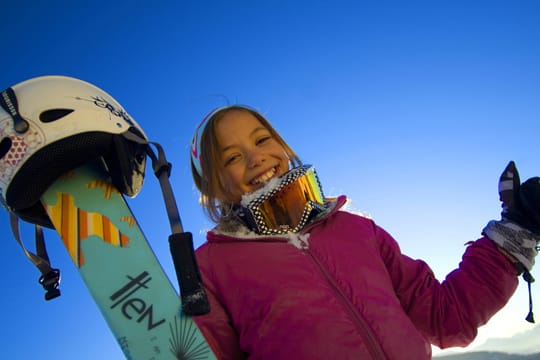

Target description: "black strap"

left=144, top=141, right=210, bottom=316
left=123, top=130, right=210, bottom=315
left=0, top=87, right=29, bottom=133
left=523, top=269, right=535, bottom=323
left=146, top=141, right=184, bottom=233
left=10, top=213, right=61, bottom=300
left=116, top=131, right=210, bottom=314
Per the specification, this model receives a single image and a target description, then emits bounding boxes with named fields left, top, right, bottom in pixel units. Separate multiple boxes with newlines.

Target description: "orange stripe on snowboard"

left=44, top=191, right=133, bottom=267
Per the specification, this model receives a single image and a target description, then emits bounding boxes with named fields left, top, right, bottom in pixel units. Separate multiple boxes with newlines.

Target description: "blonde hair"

left=191, top=106, right=302, bottom=224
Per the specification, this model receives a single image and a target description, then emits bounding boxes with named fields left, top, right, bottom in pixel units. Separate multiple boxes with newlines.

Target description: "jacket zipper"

left=305, top=248, right=387, bottom=360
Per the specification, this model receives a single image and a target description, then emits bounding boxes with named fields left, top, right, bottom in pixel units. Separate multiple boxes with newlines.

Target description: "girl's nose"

left=247, top=150, right=265, bottom=168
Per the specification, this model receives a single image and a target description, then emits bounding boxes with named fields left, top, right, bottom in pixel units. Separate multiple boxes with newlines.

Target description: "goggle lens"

left=240, top=165, right=326, bottom=234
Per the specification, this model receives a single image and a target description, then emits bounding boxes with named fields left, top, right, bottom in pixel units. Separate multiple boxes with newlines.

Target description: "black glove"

left=499, top=161, right=540, bottom=234
left=483, top=161, right=540, bottom=271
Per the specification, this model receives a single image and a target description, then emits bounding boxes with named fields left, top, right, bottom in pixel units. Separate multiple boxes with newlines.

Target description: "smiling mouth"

left=250, top=167, right=278, bottom=185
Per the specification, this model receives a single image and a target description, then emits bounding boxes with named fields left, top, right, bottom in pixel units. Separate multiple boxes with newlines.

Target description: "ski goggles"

left=237, top=165, right=326, bottom=235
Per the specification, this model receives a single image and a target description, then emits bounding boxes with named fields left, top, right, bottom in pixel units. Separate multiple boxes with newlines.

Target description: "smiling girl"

left=188, top=105, right=537, bottom=360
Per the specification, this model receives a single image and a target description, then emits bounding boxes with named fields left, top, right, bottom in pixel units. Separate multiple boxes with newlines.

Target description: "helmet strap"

left=9, top=212, right=61, bottom=300
left=0, top=87, right=29, bottom=133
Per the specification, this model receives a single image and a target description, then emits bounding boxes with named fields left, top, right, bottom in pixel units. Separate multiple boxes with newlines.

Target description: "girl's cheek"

left=219, top=179, right=240, bottom=204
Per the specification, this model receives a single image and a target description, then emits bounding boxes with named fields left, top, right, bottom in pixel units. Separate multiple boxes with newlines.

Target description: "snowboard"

left=40, top=162, right=216, bottom=360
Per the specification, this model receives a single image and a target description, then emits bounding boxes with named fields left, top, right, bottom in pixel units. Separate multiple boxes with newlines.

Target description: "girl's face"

left=215, top=110, right=290, bottom=203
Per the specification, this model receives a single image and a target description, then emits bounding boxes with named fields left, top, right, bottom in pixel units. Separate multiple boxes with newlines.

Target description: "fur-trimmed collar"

left=208, top=196, right=348, bottom=249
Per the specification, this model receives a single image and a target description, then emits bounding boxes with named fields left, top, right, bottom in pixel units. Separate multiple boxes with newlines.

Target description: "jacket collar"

left=207, top=195, right=348, bottom=243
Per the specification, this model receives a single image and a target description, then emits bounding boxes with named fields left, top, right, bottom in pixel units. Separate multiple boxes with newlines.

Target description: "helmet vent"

left=39, top=109, right=74, bottom=123
left=0, top=137, right=12, bottom=159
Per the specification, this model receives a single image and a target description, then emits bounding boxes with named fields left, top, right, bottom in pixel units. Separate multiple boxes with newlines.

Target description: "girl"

left=189, top=105, right=539, bottom=359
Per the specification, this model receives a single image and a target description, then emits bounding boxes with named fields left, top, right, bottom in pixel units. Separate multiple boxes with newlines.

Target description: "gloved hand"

left=483, top=161, right=540, bottom=271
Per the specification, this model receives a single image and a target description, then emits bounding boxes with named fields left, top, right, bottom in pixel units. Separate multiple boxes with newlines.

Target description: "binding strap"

left=123, top=131, right=210, bottom=315
left=144, top=141, right=210, bottom=315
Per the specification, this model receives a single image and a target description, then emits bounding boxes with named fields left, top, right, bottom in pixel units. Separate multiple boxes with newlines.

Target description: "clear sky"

left=1, top=1, right=539, bottom=358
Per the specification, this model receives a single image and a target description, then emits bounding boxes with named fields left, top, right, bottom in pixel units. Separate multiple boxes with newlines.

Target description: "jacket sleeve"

left=377, top=225, right=519, bottom=348
left=193, top=245, right=247, bottom=360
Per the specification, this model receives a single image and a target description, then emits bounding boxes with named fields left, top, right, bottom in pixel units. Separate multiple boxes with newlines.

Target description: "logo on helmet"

left=92, top=96, right=135, bottom=127
left=74, top=96, right=135, bottom=128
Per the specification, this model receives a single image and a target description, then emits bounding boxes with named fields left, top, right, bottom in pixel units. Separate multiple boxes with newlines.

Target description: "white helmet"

left=0, top=75, right=148, bottom=227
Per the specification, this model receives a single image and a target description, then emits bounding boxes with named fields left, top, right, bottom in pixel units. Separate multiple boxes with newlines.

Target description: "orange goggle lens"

left=239, top=165, right=325, bottom=235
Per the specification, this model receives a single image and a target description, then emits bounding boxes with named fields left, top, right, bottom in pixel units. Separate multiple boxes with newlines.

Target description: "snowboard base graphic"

left=41, top=163, right=215, bottom=360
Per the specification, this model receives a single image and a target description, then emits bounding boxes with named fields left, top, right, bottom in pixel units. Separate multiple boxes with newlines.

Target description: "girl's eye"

left=224, top=154, right=240, bottom=166
left=256, top=136, right=271, bottom=145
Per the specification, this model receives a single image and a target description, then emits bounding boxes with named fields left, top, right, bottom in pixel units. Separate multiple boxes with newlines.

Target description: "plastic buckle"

left=39, top=269, right=61, bottom=301
left=154, top=160, right=172, bottom=178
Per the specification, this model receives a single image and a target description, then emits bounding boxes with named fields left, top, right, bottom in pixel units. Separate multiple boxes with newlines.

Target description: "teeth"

left=251, top=167, right=277, bottom=185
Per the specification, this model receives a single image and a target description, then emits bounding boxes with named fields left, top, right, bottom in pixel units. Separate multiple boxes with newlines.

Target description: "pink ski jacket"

left=194, top=196, right=518, bottom=359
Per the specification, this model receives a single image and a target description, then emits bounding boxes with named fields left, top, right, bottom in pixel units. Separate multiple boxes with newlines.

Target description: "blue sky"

left=1, top=1, right=539, bottom=358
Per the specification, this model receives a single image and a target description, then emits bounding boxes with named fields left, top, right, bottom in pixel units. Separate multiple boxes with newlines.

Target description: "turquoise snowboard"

left=41, top=162, right=216, bottom=360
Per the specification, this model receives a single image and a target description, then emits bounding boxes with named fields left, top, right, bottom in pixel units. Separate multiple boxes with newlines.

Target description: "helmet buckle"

left=39, top=268, right=61, bottom=301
